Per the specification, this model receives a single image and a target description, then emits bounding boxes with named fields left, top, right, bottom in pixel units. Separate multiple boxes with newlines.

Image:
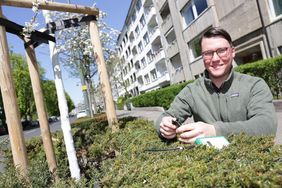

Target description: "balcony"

left=155, top=0, right=166, bottom=10
left=139, top=72, right=170, bottom=92
left=145, top=6, right=156, bottom=26
left=149, top=27, right=161, bottom=44
left=167, top=40, right=179, bottom=58
left=144, top=0, right=153, bottom=7
left=161, top=14, right=173, bottom=35
left=153, top=49, right=165, bottom=64
left=170, top=66, right=185, bottom=84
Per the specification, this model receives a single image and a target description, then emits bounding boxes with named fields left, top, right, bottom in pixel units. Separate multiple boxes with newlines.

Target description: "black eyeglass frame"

left=201, top=47, right=231, bottom=60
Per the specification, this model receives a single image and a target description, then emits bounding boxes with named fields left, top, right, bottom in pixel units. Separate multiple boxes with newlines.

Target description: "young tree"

left=49, top=8, right=120, bottom=116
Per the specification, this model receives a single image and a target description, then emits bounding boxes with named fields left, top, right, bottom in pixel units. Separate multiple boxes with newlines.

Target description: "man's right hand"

left=159, top=116, right=178, bottom=139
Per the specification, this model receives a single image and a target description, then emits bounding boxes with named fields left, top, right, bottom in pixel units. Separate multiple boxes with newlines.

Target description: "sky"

left=1, top=0, right=131, bottom=106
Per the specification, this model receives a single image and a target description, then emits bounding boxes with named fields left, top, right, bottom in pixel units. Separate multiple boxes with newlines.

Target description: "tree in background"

left=106, top=53, right=130, bottom=100
left=10, top=51, right=74, bottom=119
left=42, top=80, right=75, bottom=117
left=11, top=52, right=37, bottom=120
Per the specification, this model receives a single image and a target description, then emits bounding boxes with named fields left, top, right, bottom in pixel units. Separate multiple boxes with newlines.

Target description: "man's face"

left=201, top=36, right=235, bottom=80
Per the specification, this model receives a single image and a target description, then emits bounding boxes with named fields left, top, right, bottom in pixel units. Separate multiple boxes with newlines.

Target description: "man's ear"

left=231, top=47, right=236, bottom=58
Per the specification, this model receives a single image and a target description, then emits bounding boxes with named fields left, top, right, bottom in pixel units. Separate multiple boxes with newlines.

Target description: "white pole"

left=42, top=9, right=80, bottom=180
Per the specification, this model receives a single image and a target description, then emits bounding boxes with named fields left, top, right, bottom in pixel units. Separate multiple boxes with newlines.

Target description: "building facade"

left=116, top=0, right=170, bottom=98
left=116, top=0, right=282, bottom=98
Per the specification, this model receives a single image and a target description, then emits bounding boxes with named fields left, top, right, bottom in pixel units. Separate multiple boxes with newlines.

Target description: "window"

left=150, top=69, right=157, bottom=81
left=166, top=29, right=176, bottom=45
left=235, top=44, right=263, bottom=65
left=135, top=26, right=140, bottom=35
left=138, top=76, right=144, bottom=85
left=144, top=74, right=150, bottom=84
left=133, top=73, right=136, bottom=81
left=147, top=50, right=154, bottom=63
left=132, top=11, right=137, bottom=22
left=270, top=0, right=282, bottom=18
left=140, top=15, right=146, bottom=29
left=278, top=46, right=282, bottom=54
left=136, top=0, right=142, bottom=11
left=181, top=0, right=208, bottom=28
left=141, top=57, right=146, bottom=68
left=189, top=35, right=201, bottom=59
left=135, top=61, right=141, bottom=70
left=138, top=41, right=144, bottom=52
left=143, top=33, right=150, bottom=46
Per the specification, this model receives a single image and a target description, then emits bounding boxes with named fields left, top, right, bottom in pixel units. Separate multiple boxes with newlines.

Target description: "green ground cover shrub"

left=1, top=116, right=281, bottom=187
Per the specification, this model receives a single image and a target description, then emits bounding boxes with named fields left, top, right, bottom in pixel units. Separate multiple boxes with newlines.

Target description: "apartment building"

left=116, top=0, right=170, bottom=98
left=154, top=0, right=282, bottom=83
left=115, top=0, right=282, bottom=99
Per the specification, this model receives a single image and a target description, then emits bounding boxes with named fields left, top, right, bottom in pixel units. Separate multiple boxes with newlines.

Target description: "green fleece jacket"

left=156, top=70, right=277, bottom=139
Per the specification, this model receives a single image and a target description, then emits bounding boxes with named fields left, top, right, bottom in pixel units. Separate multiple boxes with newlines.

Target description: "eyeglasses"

left=201, top=47, right=230, bottom=60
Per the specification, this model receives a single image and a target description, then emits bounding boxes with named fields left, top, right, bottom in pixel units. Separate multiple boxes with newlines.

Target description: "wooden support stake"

left=0, top=6, right=28, bottom=175
left=89, top=20, right=118, bottom=130
left=24, top=38, right=58, bottom=177
left=0, top=0, right=99, bottom=15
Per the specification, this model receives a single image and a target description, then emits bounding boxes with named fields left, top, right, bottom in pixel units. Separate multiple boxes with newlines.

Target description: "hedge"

left=234, top=55, right=282, bottom=98
left=131, top=81, right=193, bottom=110
left=1, top=117, right=281, bottom=187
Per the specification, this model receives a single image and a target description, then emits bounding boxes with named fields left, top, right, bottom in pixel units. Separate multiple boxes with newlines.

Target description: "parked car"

left=0, top=119, right=8, bottom=136
left=48, top=116, right=59, bottom=123
left=0, top=126, right=8, bottom=136
left=21, top=120, right=39, bottom=130
left=76, top=110, right=87, bottom=119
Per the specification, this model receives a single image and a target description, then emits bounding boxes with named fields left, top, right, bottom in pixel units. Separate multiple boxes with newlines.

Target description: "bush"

left=1, top=116, right=281, bottom=187
left=89, top=120, right=282, bottom=187
left=131, top=81, right=193, bottom=109
left=116, top=96, right=127, bottom=110
left=235, top=55, right=282, bottom=98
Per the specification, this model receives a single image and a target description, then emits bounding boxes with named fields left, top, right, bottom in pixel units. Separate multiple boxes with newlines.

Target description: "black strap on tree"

left=0, top=17, right=55, bottom=49
left=46, top=15, right=97, bottom=34
left=0, top=15, right=97, bottom=49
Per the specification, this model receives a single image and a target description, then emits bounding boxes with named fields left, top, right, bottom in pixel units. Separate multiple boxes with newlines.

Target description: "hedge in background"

left=235, top=55, right=282, bottom=98
left=131, top=81, right=193, bottom=110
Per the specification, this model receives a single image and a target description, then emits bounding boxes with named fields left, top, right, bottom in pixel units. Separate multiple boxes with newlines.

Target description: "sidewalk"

left=117, top=107, right=164, bottom=123
left=117, top=107, right=282, bottom=145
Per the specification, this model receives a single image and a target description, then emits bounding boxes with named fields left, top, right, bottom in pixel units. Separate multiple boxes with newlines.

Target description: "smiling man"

left=156, top=27, right=277, bottom=143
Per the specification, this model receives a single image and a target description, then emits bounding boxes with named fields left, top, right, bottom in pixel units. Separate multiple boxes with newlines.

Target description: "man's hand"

left=159, top=116, right=178, bottom=139
left=176, top=122, right=216, bottom=144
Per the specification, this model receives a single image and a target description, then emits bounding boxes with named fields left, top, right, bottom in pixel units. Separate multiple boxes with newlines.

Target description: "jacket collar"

left=204, top=68, right=234, bottom=93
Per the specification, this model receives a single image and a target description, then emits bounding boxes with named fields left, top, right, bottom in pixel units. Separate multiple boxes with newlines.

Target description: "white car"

left=76, top=110, right=88, bottom=119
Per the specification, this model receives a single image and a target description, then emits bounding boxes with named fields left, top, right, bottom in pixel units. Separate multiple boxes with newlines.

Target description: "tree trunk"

left=43, top=9, right=80, bottom=180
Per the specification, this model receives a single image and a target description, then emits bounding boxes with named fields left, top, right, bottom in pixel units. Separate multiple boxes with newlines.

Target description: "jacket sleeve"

left=214, top=79, right=277, bottom=136
left=155, top=86, right=194, bottom=138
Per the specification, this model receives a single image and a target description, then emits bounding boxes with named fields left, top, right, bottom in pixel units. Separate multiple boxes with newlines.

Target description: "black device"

left=172, top=119, right=181, bottom=127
